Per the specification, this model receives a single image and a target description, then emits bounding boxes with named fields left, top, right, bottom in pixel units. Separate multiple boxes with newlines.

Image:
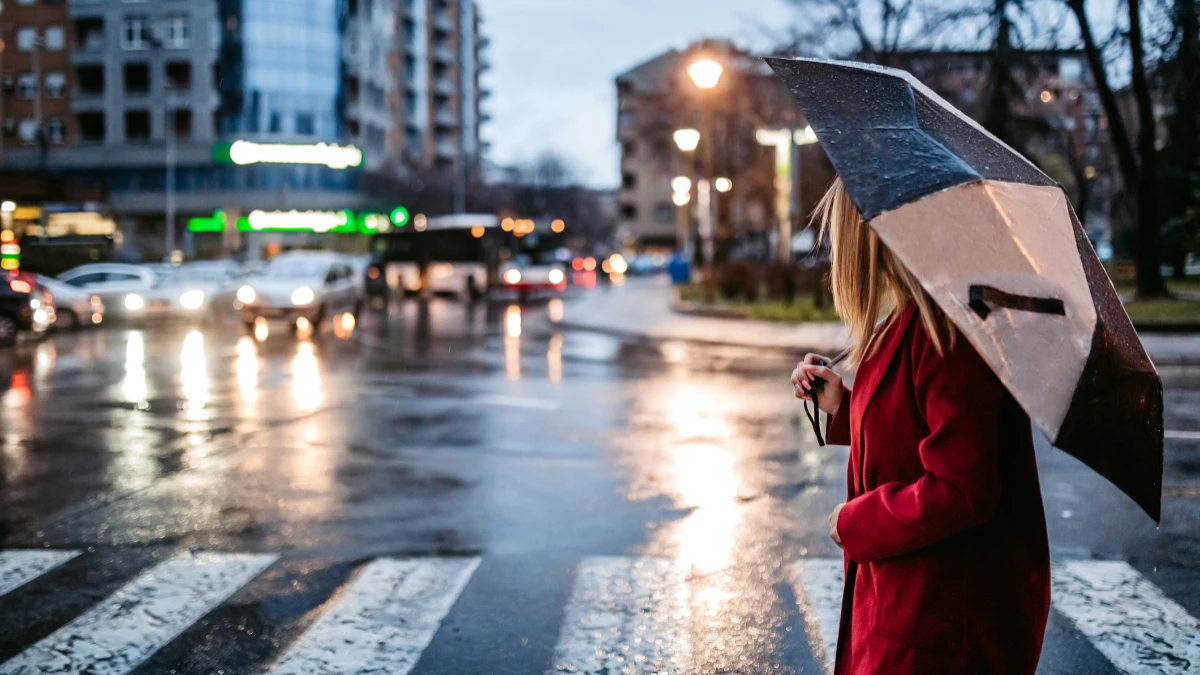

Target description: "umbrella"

left=765, top=56, right=1163, bottom=522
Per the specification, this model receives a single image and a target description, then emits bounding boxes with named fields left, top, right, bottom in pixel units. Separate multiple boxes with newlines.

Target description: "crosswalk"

left=0, top=549, right=1196, bottom=674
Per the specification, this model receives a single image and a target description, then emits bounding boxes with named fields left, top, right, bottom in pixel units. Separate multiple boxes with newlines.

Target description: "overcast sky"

left=482, top=0, right=794, bottom=188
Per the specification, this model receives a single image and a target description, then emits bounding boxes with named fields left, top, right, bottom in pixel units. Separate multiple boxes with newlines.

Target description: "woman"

left=793, top=179, right=1050, bottom=674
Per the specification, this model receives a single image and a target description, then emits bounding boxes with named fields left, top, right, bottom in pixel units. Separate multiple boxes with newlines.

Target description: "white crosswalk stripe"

left=265, top=557, right=480, bottom=675
left=0, top=551, right=80, bottom=598
left=548, top=556, right=693, bottom=675
left=789, top=559, right=844, bottom=674
left=1051, top=560, right=1200, bottom=675
left=0, top=551, right=277, bottom=675
left=1, top=550, right=1200, bottom=674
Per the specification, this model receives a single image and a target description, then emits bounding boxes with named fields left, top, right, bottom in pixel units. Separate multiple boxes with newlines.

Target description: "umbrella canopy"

left=766, top=56, right=1163, bottom=522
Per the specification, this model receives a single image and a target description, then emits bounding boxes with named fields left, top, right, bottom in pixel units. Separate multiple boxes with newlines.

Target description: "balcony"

left=433, top=11, right=455, bottom=33
left=435, top=108, right=457, bottom=127
left=434, top=77, right=455, bottom=96
left=434, top=45, right=457, bottom=64
left=435, top=138, right=458, bottom=158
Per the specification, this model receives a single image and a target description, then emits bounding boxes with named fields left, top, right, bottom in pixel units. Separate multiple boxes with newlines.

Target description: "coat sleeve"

left=825, top=387, right=853, bottom=447
left=837, top=324, right=1004, bottom=564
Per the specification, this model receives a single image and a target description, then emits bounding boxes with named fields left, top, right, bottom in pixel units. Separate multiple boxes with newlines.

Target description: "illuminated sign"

left=187, top=209, right=401, bottom=234
left=212, top=141, right=364, bottom=169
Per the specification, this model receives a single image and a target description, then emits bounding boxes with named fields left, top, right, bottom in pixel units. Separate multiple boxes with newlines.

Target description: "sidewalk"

left=558, top=277, right=1200, bottom=365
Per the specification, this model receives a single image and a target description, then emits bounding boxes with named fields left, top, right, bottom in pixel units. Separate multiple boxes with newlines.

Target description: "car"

left=235, top=252, right=362, bottom=333
left=0, top=272, right=53, bottom=347
left=154, top=260, right=244, bottom=320
left=58, top=263, right=164, bottom=320
left=498, top=253, right=567, bottom=301
left=35, top=275, right=105, bottom=331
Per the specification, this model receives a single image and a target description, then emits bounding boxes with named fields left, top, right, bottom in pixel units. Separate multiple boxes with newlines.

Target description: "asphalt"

left=0, top=289, right=1196, bottom=674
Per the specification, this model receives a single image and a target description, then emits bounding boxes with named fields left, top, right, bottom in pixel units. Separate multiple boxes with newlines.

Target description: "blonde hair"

left=814, top=178, right=954, bottom=365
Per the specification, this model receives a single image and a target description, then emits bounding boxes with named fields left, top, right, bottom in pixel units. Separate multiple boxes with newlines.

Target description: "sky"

left=482, top=0, right=795, bottom=188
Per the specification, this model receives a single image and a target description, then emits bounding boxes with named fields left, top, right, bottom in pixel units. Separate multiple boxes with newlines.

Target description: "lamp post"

left=685, top=58, right=722, bottom=298
left=672, top=129, right=698, bottom=260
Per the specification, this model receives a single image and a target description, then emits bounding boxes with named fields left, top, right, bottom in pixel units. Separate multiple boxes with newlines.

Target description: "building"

left=889, top=49, right=1114, bottom=237
left=0, top=0, right=75, bottom=160
left=0, top=0, right=490, bottom=260
left=615, top=40, right=832, bottom=256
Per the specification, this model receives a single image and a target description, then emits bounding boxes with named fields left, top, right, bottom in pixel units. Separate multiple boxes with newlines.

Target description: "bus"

left=365, top=214, right=501, bottom=300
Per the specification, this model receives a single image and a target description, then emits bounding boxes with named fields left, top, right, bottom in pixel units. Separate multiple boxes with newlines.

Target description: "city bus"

left=365, top=214, right=501, bottom=300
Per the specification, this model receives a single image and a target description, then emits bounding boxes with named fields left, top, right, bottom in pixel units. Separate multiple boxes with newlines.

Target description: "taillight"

left=367, top=266, right=381, bottom=280
left=10, top=279, right=32, bottom=294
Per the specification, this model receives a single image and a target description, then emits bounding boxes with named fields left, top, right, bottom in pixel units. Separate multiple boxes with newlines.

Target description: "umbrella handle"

left=805, top=358, right=830, bottom=447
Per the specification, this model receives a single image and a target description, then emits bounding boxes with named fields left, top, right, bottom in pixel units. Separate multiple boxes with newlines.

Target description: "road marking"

left=474, top=395, right=562, bottom=411
left=0, top=551, right=277, bottom=675
left=1052, top=560, right=1200, bottom=675
left=790, top=559, right=844, bottom=674
left=549, top=556, right=693, bottom=675
left=266, top=557, right=480, bottom=675
left=1165, top=429, right=1200, bottom=441
left=0, top=550, right=80, bottom=598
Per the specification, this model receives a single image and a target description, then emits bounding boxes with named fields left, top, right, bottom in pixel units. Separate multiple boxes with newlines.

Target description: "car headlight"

left=548, top=269, right=565, bottom=285
left=291, top=286, right=315, bottom=306
left=179, top=290, right=206, bottom=310
left=30, top=297, right=42, bottom=309
left=236, top=285, right=256, bottom=304
left=125, top=294, right=145, bottom=311
left=504, top=269, right=522, bottom=285
left=33, top=309, right=48, bottom=325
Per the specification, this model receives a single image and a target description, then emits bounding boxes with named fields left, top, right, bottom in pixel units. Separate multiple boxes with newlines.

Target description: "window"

left=18, top=120, right=39, bottom=143
left=622, top=141, right=636, bottom=157
left=45, top=72, right=66, bottom=98
left=620, top=203, right=638, bottom=220
left=1060, top=58, right=1083, bottom=84
left=44, top=26, right=65, bottom=51
left=169, top=109, right=192, bottom=138
left=618, top=110, right=636, bottom=130
left=17, top=75, right=37, bottom=99
left=122, top=17, right=150, bottom=50
left=654, top=203, right=674, bottom=224
left=76, top=18, right=105, bottom=50
left=17, top=28, right=38, bottom=51
left=47, top=119, right=65, bottom=144
left=17, top=0, right=36, bottom=5
left=622, top=172, right=637, bottom=189
left=78, top=112, right=105, bottom=142
left=295, top=112, right=314, bottom=135
left=77, top=65, right=105, bottom=95
left=124, top=63, right=150, bottom=93
left=165, top=61, right=191, bottom=89
left=125, top=110, right=150, bottom=141
left=164, top=16, right=190, bottom=48
left=66, top=273, right=107, bottom=287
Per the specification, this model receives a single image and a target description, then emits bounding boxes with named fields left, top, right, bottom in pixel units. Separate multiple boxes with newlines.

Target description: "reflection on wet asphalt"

left=0, top=292, right=1197, bottom=675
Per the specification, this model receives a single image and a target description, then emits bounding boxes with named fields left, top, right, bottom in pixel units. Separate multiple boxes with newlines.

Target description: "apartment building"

left=0, top=0, right=76, bottom=161
left=0, top=0, right=489, bottom=258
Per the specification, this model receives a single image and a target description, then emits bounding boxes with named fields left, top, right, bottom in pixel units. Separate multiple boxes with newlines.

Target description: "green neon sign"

left=187, top=209, right=401, bottom=235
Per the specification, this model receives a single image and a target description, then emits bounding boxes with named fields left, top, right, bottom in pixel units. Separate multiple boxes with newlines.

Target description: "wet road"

left=0, top=291, right=1198, bottom=675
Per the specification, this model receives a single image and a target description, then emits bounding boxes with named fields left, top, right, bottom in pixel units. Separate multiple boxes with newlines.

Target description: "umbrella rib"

left=981, top=183, right=1041, bottom=274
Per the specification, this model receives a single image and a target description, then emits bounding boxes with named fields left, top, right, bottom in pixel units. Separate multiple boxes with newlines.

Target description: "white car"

left=155, top=261, right=244, bottom=319
left=35, top=275, right=105, bottom=330
left=235, top=252, right=362, bottom=332
left=58, top=263, right=165, bottom=319
left=498, top=254, right=567, bottom=300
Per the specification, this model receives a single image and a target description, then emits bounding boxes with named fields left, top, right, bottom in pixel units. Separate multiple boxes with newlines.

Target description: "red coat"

left=826, top=304, right=1050, bottom=674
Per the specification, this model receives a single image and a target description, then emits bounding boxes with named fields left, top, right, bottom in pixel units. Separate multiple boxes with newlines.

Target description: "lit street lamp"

left=714, top=177, right=732, bottom=193
left=673, top=128, right=700, bottom=153
left=687, top=59, right=724, bottom=90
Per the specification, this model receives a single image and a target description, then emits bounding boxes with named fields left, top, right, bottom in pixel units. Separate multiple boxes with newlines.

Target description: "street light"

left=714, top=177, right=732, bottom=193
left=671, top=176, right=692, bottom=194
left=673, top=128, right=700, bottom=153
left=687, top=59, right=724, bottom=89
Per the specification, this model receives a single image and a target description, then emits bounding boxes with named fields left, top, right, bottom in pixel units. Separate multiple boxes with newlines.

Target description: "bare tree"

left=779, top=0, right=925, bottom=61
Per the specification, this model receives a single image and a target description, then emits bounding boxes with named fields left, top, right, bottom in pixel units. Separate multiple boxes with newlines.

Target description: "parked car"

left=234, top=252, right=362, bottom=332
left=58, top=263, right=163, bottom=320
left=35, top=275, right=105, bottom=331
left=0, top=272, right=53, bottom=347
